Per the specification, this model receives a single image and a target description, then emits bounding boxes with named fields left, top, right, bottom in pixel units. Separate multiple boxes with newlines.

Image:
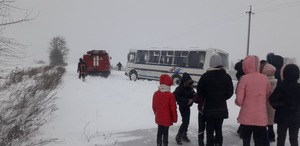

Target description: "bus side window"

left=160, top=56, right=165, bottom=64
left=148, top=51, right=159, bottom=64
left=166, top=57, right=173, bottom=65
left=188, top=51, right=205, bottom=69
left=128, top=53, right=135, bottom=63
left=159, top=51, right=174, bottom=65
left=199, top=53, right=205, bottom=69
left=160, top=51, right=167, bottom=65
left=174, top=51, right=188, bottom=67
left=137, top=51, right=148, bottom=64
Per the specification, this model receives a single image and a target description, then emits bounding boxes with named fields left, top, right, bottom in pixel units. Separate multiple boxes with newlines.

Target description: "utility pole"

left=246, top=5, right=254, bottom=56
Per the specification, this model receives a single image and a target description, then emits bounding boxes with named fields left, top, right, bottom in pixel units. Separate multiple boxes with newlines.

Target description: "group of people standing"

left=152, top=52, right=300, bottom=146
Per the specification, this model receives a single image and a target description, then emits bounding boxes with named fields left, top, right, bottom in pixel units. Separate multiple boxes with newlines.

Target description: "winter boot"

left=175, top=134, right=182, bottom=145
left=182, top=135, right=191, bottom=142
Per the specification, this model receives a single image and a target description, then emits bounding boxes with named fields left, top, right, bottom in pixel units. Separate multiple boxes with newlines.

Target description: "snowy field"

left=36, top=64, right=296, bottom=146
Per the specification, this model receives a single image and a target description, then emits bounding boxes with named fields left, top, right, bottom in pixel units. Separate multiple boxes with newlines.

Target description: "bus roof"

left=128, top=48, right=228, bottom=54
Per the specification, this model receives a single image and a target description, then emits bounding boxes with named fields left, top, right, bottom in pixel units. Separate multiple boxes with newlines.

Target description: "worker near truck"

left=77, top=58, right=87, bottom=80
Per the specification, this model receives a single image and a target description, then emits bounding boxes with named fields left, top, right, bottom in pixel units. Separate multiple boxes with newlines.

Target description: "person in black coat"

left=173, top=72, right=195, bottom=145
left=77, top=58, right=87, bottom=79
left=196, top=53, right=234, bottom=146
left=116, top=62, right=123, bottom=71
left=269, top=64, right=300, bottom=146
left=234, top=59, right=245, bottom=81
left=267, top=53, right=284, bottom=85
left=234, top=59, right=245, bottom=139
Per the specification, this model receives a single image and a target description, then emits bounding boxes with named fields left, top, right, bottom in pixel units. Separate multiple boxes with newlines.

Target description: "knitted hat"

left=209, top=53, right=223, bottom=67
left=159, top=74, right=173, bottom=86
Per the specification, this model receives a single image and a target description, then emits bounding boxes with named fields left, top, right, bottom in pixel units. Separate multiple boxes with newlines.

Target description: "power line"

left=256, top=1, right=300, bottom=13
left=255, top=1, right=300, bottom=13
left=136, top=1, right=300, bottom=48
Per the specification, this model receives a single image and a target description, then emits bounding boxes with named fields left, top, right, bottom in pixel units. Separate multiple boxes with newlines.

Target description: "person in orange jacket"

left=152, top=74, right=178, bottom=146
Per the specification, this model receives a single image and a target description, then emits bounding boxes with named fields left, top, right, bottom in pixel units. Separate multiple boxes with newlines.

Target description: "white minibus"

left=125, top=48, right=229, bottom=85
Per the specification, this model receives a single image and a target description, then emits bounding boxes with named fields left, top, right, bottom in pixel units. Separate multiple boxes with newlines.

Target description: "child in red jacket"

left=152, top=74, right=178, bottom=146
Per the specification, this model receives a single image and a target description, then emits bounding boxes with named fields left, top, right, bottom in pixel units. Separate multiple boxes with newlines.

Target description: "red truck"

left=82, top=50, right=111, bottom=77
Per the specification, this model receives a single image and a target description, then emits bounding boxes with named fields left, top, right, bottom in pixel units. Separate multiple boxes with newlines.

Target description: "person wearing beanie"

left=152, top=74, right=178, bottom=146
left=270, top=64, right=300, bottom=146
left=235, top=55, right=271, bottom=146
left=260, top=60, right=277, bottom=143
left=209, top=53, right=223, bottom=68
left=196, top=53, right=234, bottom=146
left=173, top=72, right=195, bottom=145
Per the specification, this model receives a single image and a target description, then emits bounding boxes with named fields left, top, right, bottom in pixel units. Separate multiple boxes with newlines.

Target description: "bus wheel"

left=129, top=71, right=138, bottom=81
left=172, top=74, right=181, bottom=86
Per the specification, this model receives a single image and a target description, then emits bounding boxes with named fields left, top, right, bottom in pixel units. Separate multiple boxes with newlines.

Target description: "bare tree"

left=48, top=36, right=69, bottom=66
left=0, top=0, right=35, bottom=65
left=0, top=65, right=65, bottom=146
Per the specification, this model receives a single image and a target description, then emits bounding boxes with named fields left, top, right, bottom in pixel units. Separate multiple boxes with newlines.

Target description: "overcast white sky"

left=4, top=0, right=300, bottom=66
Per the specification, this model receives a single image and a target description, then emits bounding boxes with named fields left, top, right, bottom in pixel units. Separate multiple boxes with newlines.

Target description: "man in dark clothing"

left=173, top=72, right=195, bottom=145
left=116, top=62, right=123, bottom=71
left=77, top=58, right=87, bottom=80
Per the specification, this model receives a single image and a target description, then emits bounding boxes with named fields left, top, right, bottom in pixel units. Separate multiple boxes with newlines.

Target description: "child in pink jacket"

left=235, top=55, right=271, bottom=146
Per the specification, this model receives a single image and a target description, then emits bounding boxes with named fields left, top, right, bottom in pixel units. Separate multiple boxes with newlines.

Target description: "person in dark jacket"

left=193, top=90, right=206, bottom=146
left=269, top=64, right=300, bottom=146
left=116, top=62, right=123, bottom=71
left=234, top=59, right=245, bottom=138
left=267, top=53, right=284, bottom=85
left=173, top=72, right=195, bottom=145
left=77, top=58, right=87, bottom=80
left=234, top=59, right=245, bottom=81
left=196, top=53, right=234, bottom=146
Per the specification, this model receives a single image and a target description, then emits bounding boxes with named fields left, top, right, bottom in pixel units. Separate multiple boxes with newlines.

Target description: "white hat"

left=209, top=53, right=222, bottom=67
